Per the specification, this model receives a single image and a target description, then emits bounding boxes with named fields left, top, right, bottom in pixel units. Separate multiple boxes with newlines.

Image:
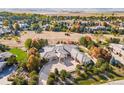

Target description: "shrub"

left=12, top=76, right=28, bottom=85
left=76, top=64, right=82, bottom=70
left=80, top=73, right=88, bottom=79
left=25, top=38, right=32, bottom=49
left=7, top=56, right=17, bottom=66
left=107, top=73, right=115, bottom=79
left=66, top=72, right=71, bottom=78
left=49, top=72, right=55, bottom=79
left=19, top=61, right=27, bottom=70
left=25, top=38, right=48, bottom=50
left=79, top=36, right=95, bottom=48
left=28, top=79, right=37, bottom=85
left=54, top=68, right=59, bottom=76
left=76, top=69, right=81, bottom=76
left=60, top=70, right=67, bottom=81
left=93, top=67, right=100, bottom=75
left=109, top=38, right=120, bottom=44
left=47, top=77, right=55, bottom=85
left=29, top=71, right=39, bottom=81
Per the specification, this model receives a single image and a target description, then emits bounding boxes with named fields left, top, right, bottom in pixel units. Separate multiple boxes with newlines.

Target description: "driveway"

left=39, top=57, right=78, bottom=85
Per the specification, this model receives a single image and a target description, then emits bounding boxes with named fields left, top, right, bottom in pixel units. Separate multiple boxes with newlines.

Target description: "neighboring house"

left=120, top=22, right=124, bottom=27
left=0, top=21, right=3, bottom=28
left=19, top=23, right=29, bottom=30
left=0, top=28, right=11, bottom=35
left=41, top=24, right=50, bottom=31
left=109, top=43, right=124, bottom=65
left=85, top=26, right=108, bottom=33
left=109, top=43, right=124, bottom=58
left=0, top=52, right=14, bottom=72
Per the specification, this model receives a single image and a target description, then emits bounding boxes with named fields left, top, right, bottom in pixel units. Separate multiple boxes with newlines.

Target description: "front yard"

left=8, top=48, right=27, bottom=62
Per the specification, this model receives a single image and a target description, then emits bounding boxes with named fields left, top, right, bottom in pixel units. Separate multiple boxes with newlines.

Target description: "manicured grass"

left=9, top=48, right=27, bottom=62
left=76, top=73, right=124, bottom=85
left=77, top=78, right=107, bottom=85
left=78, top=79, right=97, bottom=85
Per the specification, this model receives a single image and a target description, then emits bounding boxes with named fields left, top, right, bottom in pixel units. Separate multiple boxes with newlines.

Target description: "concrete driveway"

left=39, top=57, right=78, bottom=85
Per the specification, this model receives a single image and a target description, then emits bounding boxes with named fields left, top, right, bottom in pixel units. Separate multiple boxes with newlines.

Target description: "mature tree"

left=13, top=22, right=20, bottom=30
left=25, top=38, right=48, bottom=50
left=25, top=38, right=32, bottom=49
left=27, top=55, right=40, bottom=71
left=60, top=70, right=68, bottom=81
left=102, top=22, right=108, bottom=27
left=31, top=23, right=40, bottom=31
left=27, top=48, right=40, bottom=72
left=3, top=20, right=9, bottom=27
left=28, top=47, right=40, bottom=57
left=79, top=36, right=95, bottom=48
left=90, top=46, right=112, bottom=61
left=7, top=56, right=17, bottom=66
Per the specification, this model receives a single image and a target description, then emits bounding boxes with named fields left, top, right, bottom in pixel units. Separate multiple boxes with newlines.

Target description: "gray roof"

left=40, top=44, right=93, bottom=64
left=69, top=47, right=92, bottom=64
left=53, top=45, right=69, bottom=55
left=0, top=52, right=13, bottom=59
left=43, top=45, right=69, bottom=59
left=70, top=48, right=79, bottom=59
left=0, top=62, right=6, bottom=71
left=63, top=44, right=77, bottom=53
left=44, top=51, right=57, bottom=59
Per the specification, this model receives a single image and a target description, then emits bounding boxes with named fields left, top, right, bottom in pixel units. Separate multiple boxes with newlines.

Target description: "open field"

left=0, top=31, right=124, bottom=48
left=7, top=11, right=124, bottom=16
left=0, top=31, right=82, bottom=48
left=43, top=12, right=124, bottom=17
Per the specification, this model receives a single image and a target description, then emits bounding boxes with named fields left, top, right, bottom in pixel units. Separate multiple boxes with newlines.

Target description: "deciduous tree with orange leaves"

left=27, top=48, right=40, bottom=72
left=90, top=46, right=111, bottom=62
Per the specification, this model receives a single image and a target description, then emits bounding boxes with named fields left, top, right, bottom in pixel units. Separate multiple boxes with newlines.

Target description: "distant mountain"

left=0, top=8, right=124, bottom=13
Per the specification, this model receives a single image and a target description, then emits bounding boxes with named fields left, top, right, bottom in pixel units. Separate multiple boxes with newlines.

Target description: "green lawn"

left=78, top=79, right=96, bottom=85
left=76, top=73, right=124, bottom=85
left=9, top=48, right=27, bottom=62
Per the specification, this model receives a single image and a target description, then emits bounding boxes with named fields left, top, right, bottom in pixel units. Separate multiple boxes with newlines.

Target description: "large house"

left=0, top=27, right=12, bottom=36
left=40, top=44, right=93, bottom=65
left=19, top=23, right=29, bottom=30
left=109, top=43, right=124, bottom=58
left=109, top=43, right=124, bottom=65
